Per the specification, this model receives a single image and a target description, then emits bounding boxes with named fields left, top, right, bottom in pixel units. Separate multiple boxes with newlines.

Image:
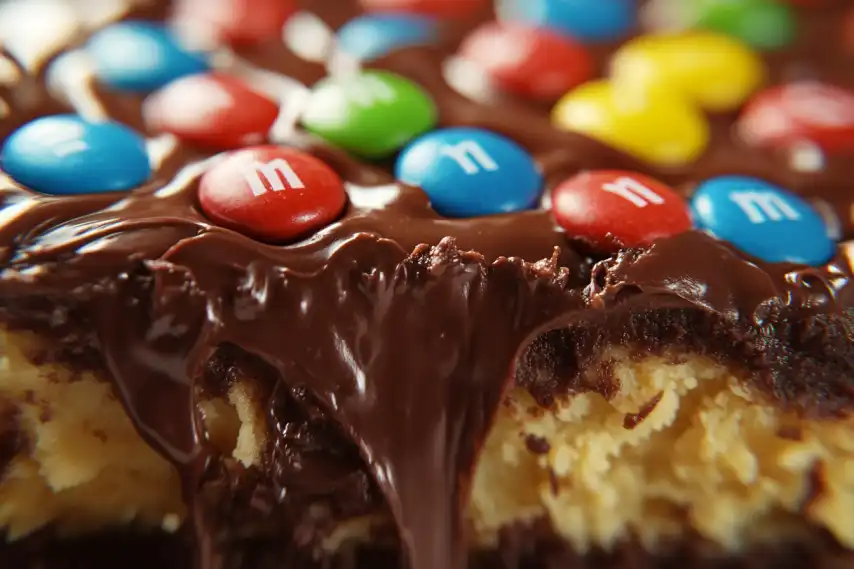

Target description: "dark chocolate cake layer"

left=1, top=1, right=854, bottom=569
left=5, top=525, right=854, bottom=569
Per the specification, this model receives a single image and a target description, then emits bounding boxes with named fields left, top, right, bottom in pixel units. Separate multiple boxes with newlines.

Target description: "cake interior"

left=2, top=321, right=853, bottom=566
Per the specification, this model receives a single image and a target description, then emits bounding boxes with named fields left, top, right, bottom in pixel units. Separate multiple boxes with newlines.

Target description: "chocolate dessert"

left=0, top=0, right=853, bottom=568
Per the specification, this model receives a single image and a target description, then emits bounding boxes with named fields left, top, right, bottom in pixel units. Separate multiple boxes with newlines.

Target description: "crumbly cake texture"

left=3, top=327, right=854, bottom=559
left=1, top=0, right=854, bottom=568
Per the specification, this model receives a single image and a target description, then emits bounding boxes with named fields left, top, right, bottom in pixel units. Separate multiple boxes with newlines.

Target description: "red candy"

left=199, top=146, right=347, bottom=243
left=551, top=171, right=692, bottom=251
left=144, top=73, right=280, bottom=150
left=458, top=22, right=592, bottom=101
left=173, top=0, right=296, bottom=44
left=359, top=0, right=486, bottom=18
left=739, top=82, right=854, bottom=153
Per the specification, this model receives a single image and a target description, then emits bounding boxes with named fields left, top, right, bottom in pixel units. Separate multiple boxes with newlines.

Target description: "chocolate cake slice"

left=1, top=0, right=853, bottom=568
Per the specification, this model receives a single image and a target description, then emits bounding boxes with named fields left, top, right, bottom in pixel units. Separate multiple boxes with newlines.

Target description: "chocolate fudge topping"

left=1, top=1, right=854, bottom=569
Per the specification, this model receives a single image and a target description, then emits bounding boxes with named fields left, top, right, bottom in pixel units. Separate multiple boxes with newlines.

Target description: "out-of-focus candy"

left=173, top=0, right=297, bottom=45
left=198, top=146, right=347, bottom=243
left=86, top=21, right=209, bottom=92
left=0, top=115, right=151, bottom=195
left=552, top=80, right=709, bottom=166
left=693, top=0, right=795, bottom=50
left=301, top=71, right=437, bottom=159
left=496, top=0, right=637, bottom=43
left=359, top=0, right=486, bottom=18
left=395, top=127, right=542, bottom=217
left=336, top=13, right=439, bottom=60
left=144, top=73, right=280, bottom=149
left=643, top=0, right=796, bottom=51
left=691, top=175, right=835, bottom=265
left=610, top=31, right=766, bottom=112
left=551, top=170, right=692, bottom=250
left=457, top=22, right=593, bottom=101
left=738, top=81, right=854, bottom=153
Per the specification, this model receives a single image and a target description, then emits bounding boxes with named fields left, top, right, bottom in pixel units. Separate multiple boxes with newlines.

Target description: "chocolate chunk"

left=623, top=392, right=664, bottom=430
left=524, top=435, right=551, bottom=455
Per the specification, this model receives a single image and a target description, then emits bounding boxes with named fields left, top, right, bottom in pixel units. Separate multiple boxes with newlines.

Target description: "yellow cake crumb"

left=470, top=349, right=854, bottom=552
left=1, top=328, right=852, bottom=556
left=0, top=329, right=185, bottom=538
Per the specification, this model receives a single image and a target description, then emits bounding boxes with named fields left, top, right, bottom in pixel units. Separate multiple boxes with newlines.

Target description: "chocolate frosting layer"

left=1, top=1, right=854, bottom=569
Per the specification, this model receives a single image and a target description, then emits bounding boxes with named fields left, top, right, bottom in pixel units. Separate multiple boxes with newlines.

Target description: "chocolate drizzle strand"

left=1, top=1, right=854, bottom=569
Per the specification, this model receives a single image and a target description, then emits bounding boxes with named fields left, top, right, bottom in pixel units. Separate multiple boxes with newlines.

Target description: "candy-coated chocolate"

left=395, top=127, right=542, bottom=217
left=198, top=146, right=347, bottom=243
left=552, top=80, right=709, bottom=167
left=336, top=13, right=439, bottom=60
left=301, top=71, right=437, bottom=159
left=694, top=0, right=795, bottom=50
left=496, top=0, right=637, bottom=43
left=551, top=170, right=692, bottom=250
left=86, top=21, right=209, bottom=92
left=173, top=0, right=297, bottom=45
left=0, top=115, right=151, bottom=195
left=610, top=31, right=766, bottom=112
left=144, top=73, right=280, bottom=149
left=739, top=81, right=854, bottom=153
left=458, top=22, right=593, bottom=101
left=359, top=0, right=486, bottom=18
left=691, top=176, right=835, bottom=265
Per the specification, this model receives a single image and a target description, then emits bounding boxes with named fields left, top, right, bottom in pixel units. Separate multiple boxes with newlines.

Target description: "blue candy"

left=0, top=115, right=151, bottom=195
left=496, top=0, right=636, bottom=43
left=691, top=176, right=835, bottom=265
left=336, top=14, right=439, bottom=61
left=86, top=21, right=209, bottom=92
left=395, top=127, right=542, bottom=217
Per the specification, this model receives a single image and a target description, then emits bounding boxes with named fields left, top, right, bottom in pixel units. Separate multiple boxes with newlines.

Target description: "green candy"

left=695, top=0, right=795, bottom=51
left=301, top=70, right=438, bottom=159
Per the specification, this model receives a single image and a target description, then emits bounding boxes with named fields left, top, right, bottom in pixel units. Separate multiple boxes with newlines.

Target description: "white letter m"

left=729, top=191, right=801, bottom=224
left=244, top=159, right=306, bottom=196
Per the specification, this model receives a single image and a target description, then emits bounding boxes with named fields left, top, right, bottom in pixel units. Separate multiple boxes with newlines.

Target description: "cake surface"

left=1, top=0, right=854, bottom=568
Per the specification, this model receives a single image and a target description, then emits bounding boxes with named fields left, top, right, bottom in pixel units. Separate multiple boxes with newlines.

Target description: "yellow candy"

left=610, top=31, right=766, bottom=113
left=551, top=79, right=709, bottom=167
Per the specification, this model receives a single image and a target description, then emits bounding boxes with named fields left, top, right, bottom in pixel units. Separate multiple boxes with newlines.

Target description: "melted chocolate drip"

left=1, top=1, right=854, bottom=569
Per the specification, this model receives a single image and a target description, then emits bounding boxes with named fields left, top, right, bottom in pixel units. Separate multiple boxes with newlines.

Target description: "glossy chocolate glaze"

left=1, top=1, right=854, bottom=569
